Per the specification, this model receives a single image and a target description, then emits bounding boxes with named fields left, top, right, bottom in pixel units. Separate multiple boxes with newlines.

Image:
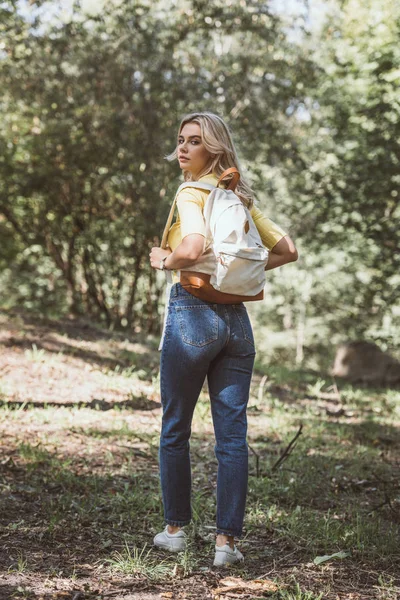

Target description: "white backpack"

left=161, top=175, right=269, bottom=297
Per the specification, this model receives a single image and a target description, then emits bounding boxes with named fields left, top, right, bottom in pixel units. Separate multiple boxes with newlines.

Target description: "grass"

left=106, top=542, right=172, bottom=581
left=24, top=343, right=47, bottom=362
left=277, top=583, right=324, bottom=600
left=3, top=395, right=400, bottom=569
left=7, top=552, right=28, bottom=574
left=0, top=313, right=399, bottom=599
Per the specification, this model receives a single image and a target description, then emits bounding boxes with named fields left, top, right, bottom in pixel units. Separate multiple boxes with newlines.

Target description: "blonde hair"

left=166, top=111, right=255, bottom=209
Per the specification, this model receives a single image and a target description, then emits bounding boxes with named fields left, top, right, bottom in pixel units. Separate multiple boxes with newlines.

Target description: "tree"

left=0, top=0, right=313, bottom=330
left=274, top=0, right=400, bottom=351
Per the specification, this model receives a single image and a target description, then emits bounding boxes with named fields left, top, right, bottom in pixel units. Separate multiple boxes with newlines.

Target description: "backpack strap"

left=160, top=173, right=239, bottom=249
left=161, top=199, right=177, bottom=249
left=160, top=182, right=216, bottom=249
left=217, top=167, right=240, bottom=191
left=176, top=181, right=216, bottom=193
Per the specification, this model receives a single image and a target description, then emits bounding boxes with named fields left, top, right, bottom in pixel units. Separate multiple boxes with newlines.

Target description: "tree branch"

left=271, top=425, right=303, bottom=472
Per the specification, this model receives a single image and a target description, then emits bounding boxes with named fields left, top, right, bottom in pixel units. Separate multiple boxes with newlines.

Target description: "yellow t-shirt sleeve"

left=250, top=205, right=287, bottom=249
left=176, top=189, right=206, bottom=240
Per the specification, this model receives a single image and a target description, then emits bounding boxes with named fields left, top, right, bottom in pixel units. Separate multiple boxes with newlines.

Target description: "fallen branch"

left=271, top=424, right=303, bottom=472
left=248, top=443, right=261, bottom=478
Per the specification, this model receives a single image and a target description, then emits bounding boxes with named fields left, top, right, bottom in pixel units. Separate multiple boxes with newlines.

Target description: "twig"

left=248, top=443, right=260, bottom=478
left=369, top=497, right=393, bottom=513
left=369, top=471, right=399, bottom=514
left=114, top=444, right=154, bottom=460
left=331, top=377, right=342, bottom=403
left=271, top=424, right=303, bottom=472
left=258, top=374, right=268, bottom=405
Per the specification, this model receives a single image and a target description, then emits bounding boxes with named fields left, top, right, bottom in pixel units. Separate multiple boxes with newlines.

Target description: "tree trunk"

left=82, top=248, right=111, bottom=326
left=125, top=251, right=144, bottom=328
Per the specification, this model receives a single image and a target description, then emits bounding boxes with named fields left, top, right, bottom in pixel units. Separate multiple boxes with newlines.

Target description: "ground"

left=0, top=309, right=399, bottom=600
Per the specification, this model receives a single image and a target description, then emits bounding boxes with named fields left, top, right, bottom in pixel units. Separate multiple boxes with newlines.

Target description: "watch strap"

left=160, top=256, right=169, bottom=270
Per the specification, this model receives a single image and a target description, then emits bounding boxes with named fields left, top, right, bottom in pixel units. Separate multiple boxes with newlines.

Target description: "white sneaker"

left=213, top=543, right=244, bottom=567
left=153, top=526, right=187, bottom=552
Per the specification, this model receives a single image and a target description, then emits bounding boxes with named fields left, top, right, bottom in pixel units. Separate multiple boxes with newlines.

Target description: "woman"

left=149, top=112, right=297, bottom=566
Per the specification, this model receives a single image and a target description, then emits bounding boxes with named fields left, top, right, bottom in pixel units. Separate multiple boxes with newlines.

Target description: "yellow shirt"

left=167, top=173, right=287, bottom=283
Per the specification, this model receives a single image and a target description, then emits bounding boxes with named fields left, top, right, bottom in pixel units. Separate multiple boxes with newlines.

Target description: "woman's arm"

left=265, top=235, right=298, bottom=271
left=150, top=233, right=297, bottom=271
left=150, top=234, right=205, bottom=270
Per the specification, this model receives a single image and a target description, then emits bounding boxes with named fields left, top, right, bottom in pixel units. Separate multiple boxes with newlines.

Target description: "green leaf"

left=313, top=551, right=351, bottom=565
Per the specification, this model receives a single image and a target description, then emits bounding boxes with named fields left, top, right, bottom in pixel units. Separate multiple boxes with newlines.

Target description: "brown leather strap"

left=217, top=167, right=240, bottom=191
left=161, top=196, right=178, bottom=249
left=180, top=271, right=264, bottom=304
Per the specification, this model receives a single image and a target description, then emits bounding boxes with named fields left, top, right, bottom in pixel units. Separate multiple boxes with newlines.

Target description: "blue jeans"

left=159, top=283, right=256, bottom=537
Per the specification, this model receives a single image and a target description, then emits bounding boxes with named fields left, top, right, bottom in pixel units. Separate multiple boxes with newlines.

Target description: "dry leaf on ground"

left=213, top=576, right=279, bottom=597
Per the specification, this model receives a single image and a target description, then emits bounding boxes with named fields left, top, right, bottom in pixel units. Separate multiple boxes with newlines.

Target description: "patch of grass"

left=17, top=441, right=53, bottom=463
left=106, top=542, right=171, bottom=580
left=8, top=551, right=28, bottom=574
left=268, top=504, right=399, bottom=560
left=171, top=542, right=202, bottom=577
left=246, top=500, right=274, bottom=530
left=108, top=363, right=137, bottom=378
left=24, top=343, right=46, bottom=362
left=274, top=582, right=324, bottom=600
left=306, top=378, right=330, bottom=397
left=24, top=467, right=163, bottom=539
left=191, top=487, right=216, bottom=530
left=73, top=422, right=156, bottom=444
left=255, top=364, right=305, bottom=386
left=70, top=424, right=160, bottom=459
left=10, top=585, right=33, bottom=599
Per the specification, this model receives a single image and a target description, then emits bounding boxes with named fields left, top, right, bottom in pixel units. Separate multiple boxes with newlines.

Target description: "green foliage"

left=283, top=0, right=400, bottom=347
left=1, top=0, right=399, bottom=360
left=0, top=0, right=311, bottom=331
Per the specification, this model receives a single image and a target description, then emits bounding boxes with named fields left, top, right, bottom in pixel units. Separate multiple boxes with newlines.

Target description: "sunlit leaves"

left=1, top=0, right=310, bottom=327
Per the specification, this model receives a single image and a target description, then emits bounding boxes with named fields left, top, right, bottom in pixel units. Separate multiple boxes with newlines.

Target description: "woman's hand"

left=150, top=246, right=172, bottom=270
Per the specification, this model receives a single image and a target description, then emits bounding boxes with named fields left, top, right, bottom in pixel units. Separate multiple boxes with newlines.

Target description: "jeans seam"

left=175, top=305, right=218, bottom=310
left=232, top=305, right=255, bottom=347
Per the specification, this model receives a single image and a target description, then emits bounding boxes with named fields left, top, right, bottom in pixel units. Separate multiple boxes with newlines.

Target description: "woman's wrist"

left=164, top=253, right=173, bottom=270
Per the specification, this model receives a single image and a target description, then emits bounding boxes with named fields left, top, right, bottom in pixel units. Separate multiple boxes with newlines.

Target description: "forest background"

left=1, top=2, right=400, bottom=598
left=1, top=0, right=399, bottom=371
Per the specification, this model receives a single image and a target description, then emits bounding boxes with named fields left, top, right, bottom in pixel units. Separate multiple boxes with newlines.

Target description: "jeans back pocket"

left=175, top=305, right=219, bottom=347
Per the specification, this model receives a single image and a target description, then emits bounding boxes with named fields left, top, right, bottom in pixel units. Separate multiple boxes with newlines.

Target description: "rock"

left=331, top=341, right=400, bottom=387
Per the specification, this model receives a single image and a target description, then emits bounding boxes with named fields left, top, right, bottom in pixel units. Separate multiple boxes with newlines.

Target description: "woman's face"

left=177, top=122, right=212, bottom=179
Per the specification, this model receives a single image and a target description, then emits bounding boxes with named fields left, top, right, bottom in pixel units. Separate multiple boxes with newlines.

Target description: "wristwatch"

left=159, top=256, right=169, bottom=271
